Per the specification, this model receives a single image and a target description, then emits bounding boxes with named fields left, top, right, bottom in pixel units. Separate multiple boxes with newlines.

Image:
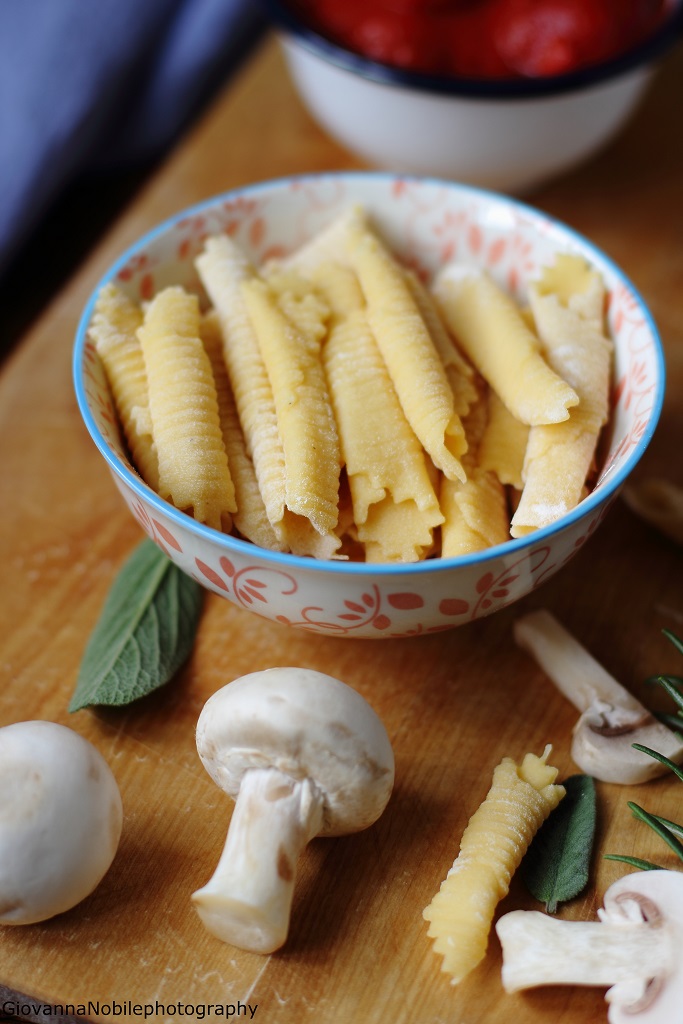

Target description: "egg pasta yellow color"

left=440, top=385, right=509, bottom=557
left=346, top=221, right=468, bottom=483
left=511, top=256, right=612, bottom=537
left=89, top=283, right=159, bottom=490
left=196, top=235, right=287, bottom=534
left=200, top=312, right=284, bottom=552
left=241, top=277, right=341, bottom=541
left=404, top=269, right=478, bottom=421
left=137, top=286, right=235, bottom=531
left=423, top=745, right=565, bottom=984
left=433, top=266, right=579, bottom=426
left=316, top=261, right=443, bottom=562
left=478, top=390, right=529, bottom=491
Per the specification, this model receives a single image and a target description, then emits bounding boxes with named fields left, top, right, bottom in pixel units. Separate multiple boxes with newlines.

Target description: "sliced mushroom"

left=496, top=869, right=683, bottom=1023
left=192, top=667, right=395, bottom=953
left=514, top=610, right=683, bottom=783
left=0, top=720, right=123, bottom=924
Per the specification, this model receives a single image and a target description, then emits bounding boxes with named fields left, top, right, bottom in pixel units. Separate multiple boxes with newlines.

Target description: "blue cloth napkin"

left=0, top=0, right=264, bottom=277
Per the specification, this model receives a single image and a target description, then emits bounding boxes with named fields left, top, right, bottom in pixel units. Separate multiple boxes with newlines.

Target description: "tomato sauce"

left=289, top=0, right=667, bottom=79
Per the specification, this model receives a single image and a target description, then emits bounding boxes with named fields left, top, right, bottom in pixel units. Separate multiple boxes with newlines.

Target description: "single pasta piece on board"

left=511, top=255, right=612, bottom=537
left=196, top=235, right=287, bottom=534
left=423, top=746, right=565, bottom=985
left=89, top=283, right=159, bottom=490
left=315, top=261, right=443, bottom=562
left=433, top=265, right=579, bottom=426
left=137, top=286, right=235, bottom=531
left=345, top=220, right=467, bottom=483
left=200, top=312, right=285, bottom=551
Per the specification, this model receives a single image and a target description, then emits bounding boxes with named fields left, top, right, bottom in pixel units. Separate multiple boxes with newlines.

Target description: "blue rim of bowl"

left=262, top=0, right=683, bottom=99
left=73, top=170, right=666, bottom=578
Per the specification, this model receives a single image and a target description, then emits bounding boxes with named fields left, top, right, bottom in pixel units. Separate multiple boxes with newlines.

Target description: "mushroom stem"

left=514, top=610, right=683, bottom=783
left=497, top=910, right=666, bottom=993
left=497, top=871, right=683, bottom=1022
left=514, top=609, right=644, bottom=716
left=192, top=766, right=324, bottom=954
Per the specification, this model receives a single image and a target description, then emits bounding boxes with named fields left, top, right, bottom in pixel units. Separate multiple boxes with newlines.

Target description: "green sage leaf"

left=69, top=539, right=203, bottom=711
left=521, top=774, right=597, bottom=914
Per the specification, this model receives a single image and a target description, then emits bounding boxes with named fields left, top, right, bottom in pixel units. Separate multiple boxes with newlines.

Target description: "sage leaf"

left=69, top=539, right=203, bottom=711
left=521, top=774, right=597, bottom=913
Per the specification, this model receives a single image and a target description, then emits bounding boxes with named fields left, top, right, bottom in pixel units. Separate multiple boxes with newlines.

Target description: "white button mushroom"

left=514, top=610, right=683, bottom=784
left=496, top=869, right=683, bottom=1024
left=192, top=667, right=395, bottom=954
left=0, top=720, right=123, bottom=925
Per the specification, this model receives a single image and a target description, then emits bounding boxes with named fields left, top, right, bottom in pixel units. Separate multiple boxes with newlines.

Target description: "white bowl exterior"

left=281, top=37, right=652, bottom=193
left=76, top=174, right=663, bottom=638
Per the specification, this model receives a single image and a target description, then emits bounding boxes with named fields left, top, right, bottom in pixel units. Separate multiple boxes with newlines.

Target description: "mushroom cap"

left=196, top=667, right=395, bottom=837
left=603, top=870, right=683, bottom=1024
left=0, top=720, right=123, bottom=925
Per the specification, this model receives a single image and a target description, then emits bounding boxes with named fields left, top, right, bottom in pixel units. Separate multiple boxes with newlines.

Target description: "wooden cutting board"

left=0, top=35, right=682, bottom=1024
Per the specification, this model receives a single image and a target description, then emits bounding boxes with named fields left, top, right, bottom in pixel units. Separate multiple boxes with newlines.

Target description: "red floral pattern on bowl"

left=74, top=173, right=664, bottom=638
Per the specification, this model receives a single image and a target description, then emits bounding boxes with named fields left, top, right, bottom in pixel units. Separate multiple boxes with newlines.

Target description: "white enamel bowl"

left=73, top=173, right=664, bottom=638
left=264, top=0, right=683, bottom=193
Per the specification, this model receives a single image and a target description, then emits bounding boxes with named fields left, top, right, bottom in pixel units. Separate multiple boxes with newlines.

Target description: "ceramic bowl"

left=263, top=0, right=683, bottom=193
left=73, top=172, right=664, bottom=638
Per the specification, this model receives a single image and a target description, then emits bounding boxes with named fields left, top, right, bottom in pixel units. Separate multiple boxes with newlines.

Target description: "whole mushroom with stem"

left=514, top=610, right=683, bottom=783
left=496, top=869, right=683, bottom=1023
left=192, top=667, right=395, bottom=954
left=0, top=720, right=123, bottom=925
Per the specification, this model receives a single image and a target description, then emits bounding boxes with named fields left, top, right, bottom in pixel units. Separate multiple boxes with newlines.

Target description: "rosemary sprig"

left=606, top=630, right=683, bottom=870
left=627, top=801, right=683, bottom=861
left=663, top=627, right=683, bottom=659
left=631, top=743, right=683, bottom=782
left=603, top=854, right=663, bottom=871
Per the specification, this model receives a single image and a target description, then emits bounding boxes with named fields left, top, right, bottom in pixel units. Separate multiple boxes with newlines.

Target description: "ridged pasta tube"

left=89, top=283, right=159, bottom=490
left=404, top=269, right=478, bottom=421
left=137, top=286, right=235, bottom=531
left=346, top=223, right=467, bottom=483
left=433, top=265, right=579, bottom=426
left=200, top=312, right=285, bottom=551
left=423, top=746, right=565, bottom=984
left=511, top=256, right=612, bottom=537
left=241, top=277, right=341, bottom=538
left=316, top=262, right=443, bottom=562
left=478, top=391, right=529, bottom=491
left=196, top=235, right=287, bottom=533
left=440, top=385, right=510, bottom=557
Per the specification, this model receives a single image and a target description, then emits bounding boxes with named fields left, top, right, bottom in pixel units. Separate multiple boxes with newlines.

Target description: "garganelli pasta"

left=200, top=312, right=284, bottom=552
left=196, top=235, right=287, bottom=535
left=89, top=283, right=159, bottom=491
left=433, top=265, right=580, bottom=426
left=91, top=207, right=615, bottom=562
left=137, top=286, right=236, bottom=532
left=346, top=219, right=468, bottom=484
left=511, top=255, right=612, bottom=537
left=317, top=261, right=444, bottom=562
left=423, top=746, right=565, bottom=984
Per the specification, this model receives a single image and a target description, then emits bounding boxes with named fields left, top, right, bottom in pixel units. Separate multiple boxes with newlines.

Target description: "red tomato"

left=347, top=12, right=448, bottom=72
left=492, top=0, right=665, bottom=77
left=292, top=0, right=667, bottom=79
left=444, top=5, right=511, bottom=77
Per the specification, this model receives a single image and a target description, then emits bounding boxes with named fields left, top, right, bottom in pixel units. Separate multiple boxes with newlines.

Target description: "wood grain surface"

left=1, top=35, right=682, bottom=1024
